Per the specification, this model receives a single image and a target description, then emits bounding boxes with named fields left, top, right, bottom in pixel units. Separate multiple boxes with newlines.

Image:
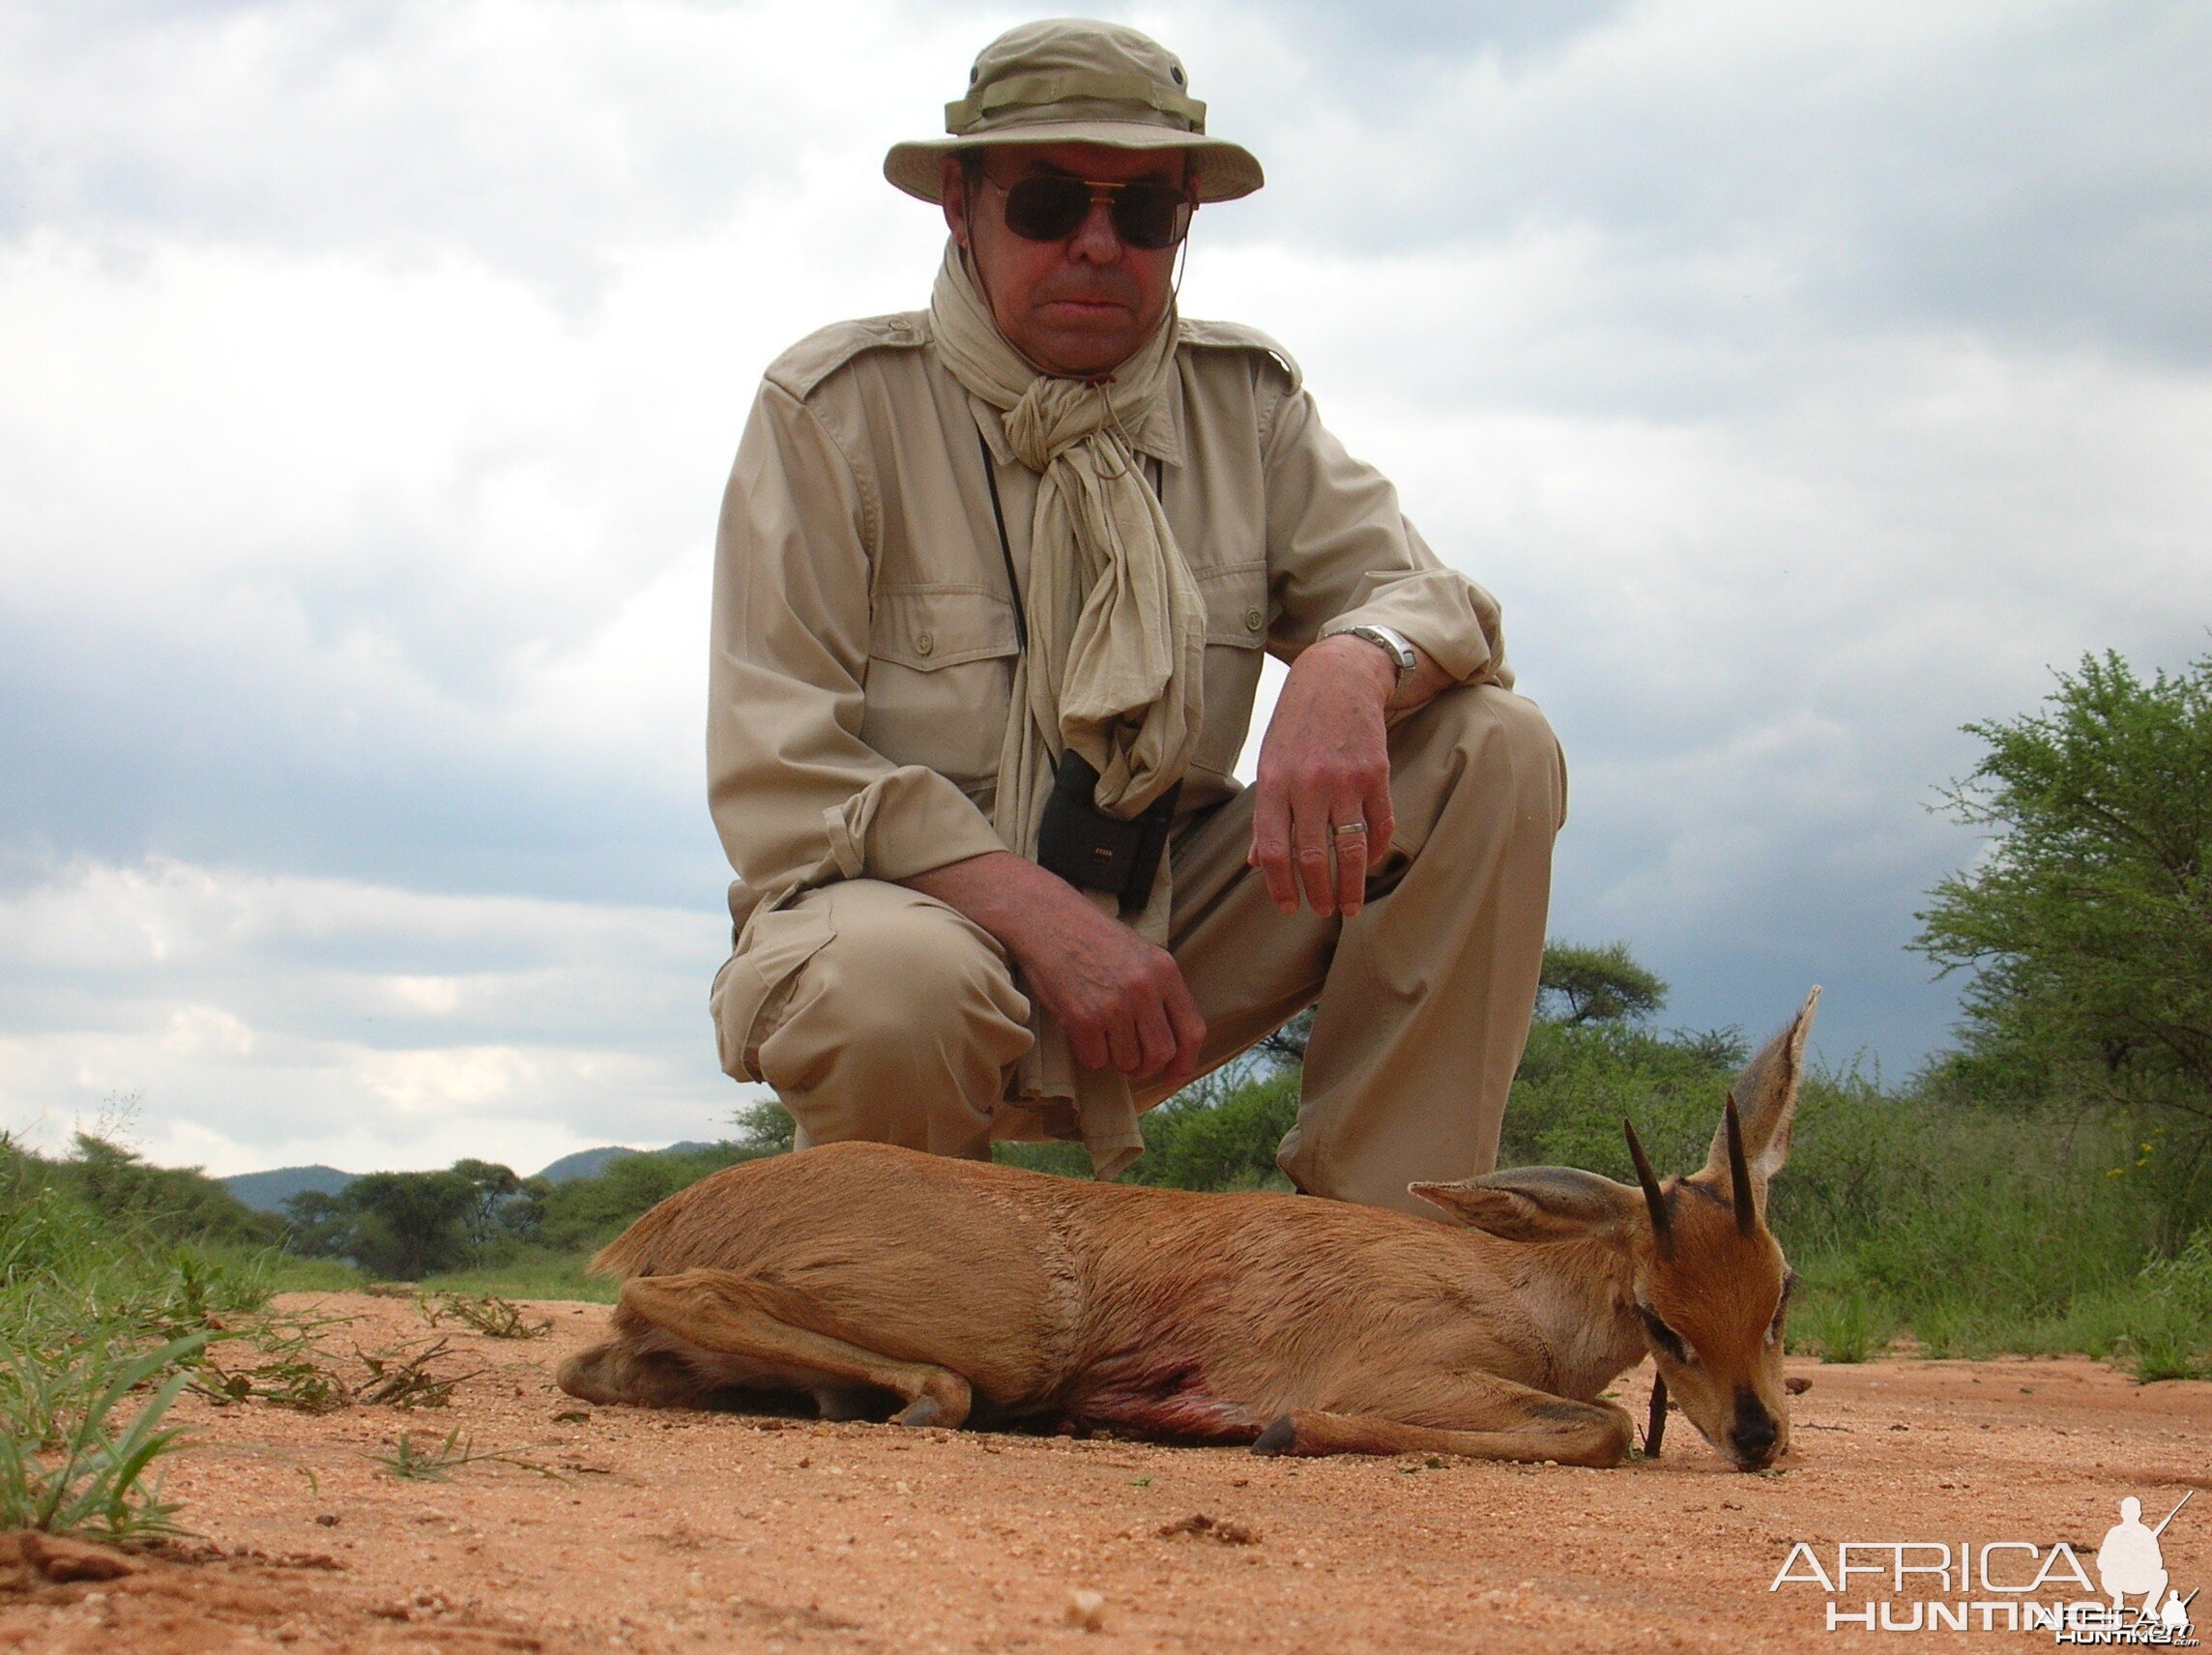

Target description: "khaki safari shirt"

left=708, top=311, right=1510, bottom=1075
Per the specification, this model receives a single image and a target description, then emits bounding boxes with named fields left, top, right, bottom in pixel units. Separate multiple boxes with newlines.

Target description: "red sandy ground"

left=2, top=1292, right=2206, bottom=1653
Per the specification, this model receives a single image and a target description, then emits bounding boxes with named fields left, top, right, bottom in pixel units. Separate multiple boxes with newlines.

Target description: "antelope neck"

left=1515, top=1236, right=1649, bottom=1402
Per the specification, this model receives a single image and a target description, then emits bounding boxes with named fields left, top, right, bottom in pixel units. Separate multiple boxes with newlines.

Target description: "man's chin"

left=1021, top=324, right=1145, bottom=378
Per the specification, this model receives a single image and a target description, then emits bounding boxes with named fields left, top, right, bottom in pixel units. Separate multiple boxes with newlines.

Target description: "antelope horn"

left=1725, top=1092, right=1757, bottom=1235
left=1622, top=1118, right=1672, bottom=1259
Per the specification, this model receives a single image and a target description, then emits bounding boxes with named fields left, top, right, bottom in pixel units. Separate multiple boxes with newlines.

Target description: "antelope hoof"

left=1251, top=1415, right=1298, bottom=1456
left=895, top=1396, right=946, bottom=1429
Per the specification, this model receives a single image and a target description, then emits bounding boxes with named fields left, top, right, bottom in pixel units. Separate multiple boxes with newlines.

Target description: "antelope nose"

left=1731, top=1389, right=1779, bottom=1466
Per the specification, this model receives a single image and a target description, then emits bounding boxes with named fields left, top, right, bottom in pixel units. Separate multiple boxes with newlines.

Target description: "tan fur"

left=560, top=989, right=1822, bottom=1469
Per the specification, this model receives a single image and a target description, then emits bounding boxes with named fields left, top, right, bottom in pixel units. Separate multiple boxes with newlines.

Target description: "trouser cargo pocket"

left=709, top=900, right=835, bottom=1083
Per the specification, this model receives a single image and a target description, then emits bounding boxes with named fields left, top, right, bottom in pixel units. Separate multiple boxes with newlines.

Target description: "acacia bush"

left=1917, top=650, right=2212, bottom=1239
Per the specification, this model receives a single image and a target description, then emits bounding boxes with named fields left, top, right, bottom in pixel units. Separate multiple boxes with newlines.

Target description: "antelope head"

left=1620, top=988, right=1819, bottom=1469
left=1411, top=987, right=1819, bottom=1471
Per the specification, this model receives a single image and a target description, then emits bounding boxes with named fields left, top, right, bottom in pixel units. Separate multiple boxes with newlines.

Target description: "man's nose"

left=1067, top=196, right=1124, bottom=261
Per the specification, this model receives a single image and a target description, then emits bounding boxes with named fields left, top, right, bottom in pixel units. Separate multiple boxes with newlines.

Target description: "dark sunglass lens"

left=1002, top=177, right=1091, bottom=242
left=1112, top=185, right=1189, bottom=249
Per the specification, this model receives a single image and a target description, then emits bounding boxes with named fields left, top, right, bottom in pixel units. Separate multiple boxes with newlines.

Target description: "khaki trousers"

left=711, top=684, right=1565, bottom=1216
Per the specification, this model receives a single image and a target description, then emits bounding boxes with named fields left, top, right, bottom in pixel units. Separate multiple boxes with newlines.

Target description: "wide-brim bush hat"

left=884, top=18, right=1264, bottom=205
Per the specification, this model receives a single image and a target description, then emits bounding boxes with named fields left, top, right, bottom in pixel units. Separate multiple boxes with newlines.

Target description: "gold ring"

left=1331, top=822, right=1367, bottom=837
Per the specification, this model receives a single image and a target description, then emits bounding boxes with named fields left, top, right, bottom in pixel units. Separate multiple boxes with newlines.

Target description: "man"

left=707, top=19, right=1564, bottom=1215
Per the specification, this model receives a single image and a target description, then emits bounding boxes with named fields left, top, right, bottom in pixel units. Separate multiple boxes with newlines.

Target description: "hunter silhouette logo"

left=1770, top=1488, right=2197, bottom=1641
left=2099, top=1495, right=2190, bottom=1620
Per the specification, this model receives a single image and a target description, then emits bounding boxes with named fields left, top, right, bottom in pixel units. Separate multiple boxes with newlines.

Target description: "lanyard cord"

left=977, top=427, right=1027, bottom=653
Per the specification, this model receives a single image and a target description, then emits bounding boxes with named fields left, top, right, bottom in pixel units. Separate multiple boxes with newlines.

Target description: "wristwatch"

left=1339, top=624, right=1419, bottom=705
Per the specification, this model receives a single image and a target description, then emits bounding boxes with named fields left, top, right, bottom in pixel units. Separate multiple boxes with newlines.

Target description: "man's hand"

left=1247, top=632, right=1446, bottom=917
left=902, top=852, right=1206, bottom=1085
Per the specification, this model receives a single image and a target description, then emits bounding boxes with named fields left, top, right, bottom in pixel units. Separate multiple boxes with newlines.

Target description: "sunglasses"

left=990, top=174, right=1195, bottom=251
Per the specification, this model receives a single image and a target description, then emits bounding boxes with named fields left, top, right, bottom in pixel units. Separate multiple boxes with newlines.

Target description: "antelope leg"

left=610, top=1267, right=975, bottom=1428
left=1252, top=1379, right=1633, bottom=1467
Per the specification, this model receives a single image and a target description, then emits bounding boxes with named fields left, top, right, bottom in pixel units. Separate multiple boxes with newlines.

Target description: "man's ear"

left=941, top=157, right=970, bottom=247
left=1411, top=1167, right=1641, bottom=1242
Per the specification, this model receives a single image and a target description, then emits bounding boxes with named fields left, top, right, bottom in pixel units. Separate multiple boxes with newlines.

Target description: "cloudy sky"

left=3, top=0, right=2207, bottom=1178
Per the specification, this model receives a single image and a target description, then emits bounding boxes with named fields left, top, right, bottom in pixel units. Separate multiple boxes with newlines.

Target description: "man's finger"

left=1163, top=978, right=1208, bottom=1087
left=1292, top=799, right=1335, bottom=915
left=1132, top=999, right=1179, bottom=1080
left=1062, top=1014, right=1112, bottom=1072
left=1365, top=800, right=1396, bottom=868
left=1105, top=1022, right=1145, bottom=1076
left=1333, top=819, right=1369, bottom=915
left=1248, top=784, right=1299, bottom=914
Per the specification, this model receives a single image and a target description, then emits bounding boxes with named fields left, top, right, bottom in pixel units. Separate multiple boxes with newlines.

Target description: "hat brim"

left=885, top=123, right=1263, bottom=206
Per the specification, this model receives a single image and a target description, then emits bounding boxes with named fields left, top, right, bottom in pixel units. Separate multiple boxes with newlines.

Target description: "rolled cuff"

left=1321, top=566, right=1509, bottom=689
left=824, top=764, right=1009, bottom=884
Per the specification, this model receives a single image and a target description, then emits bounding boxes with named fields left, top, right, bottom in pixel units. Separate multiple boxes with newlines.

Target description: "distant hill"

left=533, top=1141, right=717, bottom=1182
left=221, top=1142, right=725, bottom=1210
left=221, top=1164, right=358, bottom=1213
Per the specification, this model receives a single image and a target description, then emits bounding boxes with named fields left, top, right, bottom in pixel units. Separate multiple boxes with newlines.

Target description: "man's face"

left=941, top=142, right=1190, bottom=379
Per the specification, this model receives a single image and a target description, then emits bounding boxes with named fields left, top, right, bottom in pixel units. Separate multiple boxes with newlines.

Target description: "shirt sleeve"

left=1260, top=384, right=1512, bottom=688
left=708, top=381, right=1007, bottom=913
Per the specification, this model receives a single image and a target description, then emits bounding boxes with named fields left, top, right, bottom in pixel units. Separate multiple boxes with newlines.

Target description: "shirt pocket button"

left=1243, top=608, right=1265, bottom=632
left=916, top=630, right=935, bottom=656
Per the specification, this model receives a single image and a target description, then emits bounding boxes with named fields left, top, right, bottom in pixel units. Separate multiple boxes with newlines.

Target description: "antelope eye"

left=1768, top=1270, right=1798, bottom=1342
left=1638, top=1305, right=1691, bottom=1365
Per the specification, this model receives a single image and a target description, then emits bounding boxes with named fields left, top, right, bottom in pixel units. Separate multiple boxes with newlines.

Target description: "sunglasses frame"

left=987, top=173, right=1196, bottom=251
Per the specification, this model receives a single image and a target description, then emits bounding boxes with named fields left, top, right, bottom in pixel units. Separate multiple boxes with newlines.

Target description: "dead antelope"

left=559, top=989, right=1820, bottom=1469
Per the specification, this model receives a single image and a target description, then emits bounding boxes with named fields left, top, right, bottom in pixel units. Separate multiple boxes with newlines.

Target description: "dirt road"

left=3, top=1292, right=2205, bottom=1653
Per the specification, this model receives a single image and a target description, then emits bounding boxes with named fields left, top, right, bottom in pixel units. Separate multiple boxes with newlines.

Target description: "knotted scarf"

left=927, top=242, right=1208, bottom=1176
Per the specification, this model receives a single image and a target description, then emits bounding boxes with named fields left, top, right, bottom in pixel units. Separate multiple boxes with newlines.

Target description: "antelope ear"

left=1702, top=986, right=1820, bottom=1197
left=1412, top=1167, right=1642, bottom=1241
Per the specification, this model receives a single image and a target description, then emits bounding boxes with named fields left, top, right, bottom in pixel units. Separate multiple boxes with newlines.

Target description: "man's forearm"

left=901, top=850, right=1089, bottom=957
left=901, top=851, right=1206, bottom=1083
left=1302, top=631, right=1454, bottom=713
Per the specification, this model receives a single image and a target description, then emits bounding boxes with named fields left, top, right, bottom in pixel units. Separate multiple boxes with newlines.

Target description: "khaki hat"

left=883, top=19, right=1264, bottom=206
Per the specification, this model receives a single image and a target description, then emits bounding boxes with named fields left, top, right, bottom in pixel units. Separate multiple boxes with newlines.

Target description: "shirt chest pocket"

left=860, top=583, right=1020, bottom=792
left=1191, top=559, right=1270, bottom=777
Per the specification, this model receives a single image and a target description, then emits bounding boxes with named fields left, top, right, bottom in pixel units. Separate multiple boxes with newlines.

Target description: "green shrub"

left=1791, top=1287, right=1895, bottom=1364
left=1, top=1138, right=278, bottom=1538
left=529, top=1144, right=766, bottom=1254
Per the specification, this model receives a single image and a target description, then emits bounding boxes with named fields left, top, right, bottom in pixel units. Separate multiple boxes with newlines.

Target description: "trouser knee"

left=744, top=885, right=1031, bottom=1156
left=1387, top=683, right=1567, bottom=857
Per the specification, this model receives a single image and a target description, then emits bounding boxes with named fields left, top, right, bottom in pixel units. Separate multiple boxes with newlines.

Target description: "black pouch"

left=1034, top=749, right=1180, bottom=905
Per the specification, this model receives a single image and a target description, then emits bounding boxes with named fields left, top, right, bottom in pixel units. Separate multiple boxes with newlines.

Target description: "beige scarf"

left=927, top=243, right=1208, bottom=1176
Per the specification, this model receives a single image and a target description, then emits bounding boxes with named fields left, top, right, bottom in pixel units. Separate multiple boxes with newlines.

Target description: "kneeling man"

left=707, top=19, right=1565, bottom=1214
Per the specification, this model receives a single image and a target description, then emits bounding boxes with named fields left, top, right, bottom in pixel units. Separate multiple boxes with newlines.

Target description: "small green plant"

left=0, top=1331, right=207, bottom=1539
left=369, top=1428, right=561, bottom=1483
left=420, top=1292, right=551, bottom=1340
left=371, top=1428, right=476, bottom=1481
left=355, top=1338, right=480, bottom=1408
left=189, top=1353, right=354, bottom=1413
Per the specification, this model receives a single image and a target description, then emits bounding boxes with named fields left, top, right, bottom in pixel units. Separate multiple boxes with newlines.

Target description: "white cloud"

left=0, top=856, right=749, bottom=1174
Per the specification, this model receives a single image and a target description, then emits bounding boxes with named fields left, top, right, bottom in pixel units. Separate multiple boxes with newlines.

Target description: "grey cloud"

left=0, top=603, right=724, bottom=910
left=1201, top=4, right=2212, bottom=372
left=1219, top=0, right=1633, bottom=71
left=1, top=1, right=817, bottom=299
